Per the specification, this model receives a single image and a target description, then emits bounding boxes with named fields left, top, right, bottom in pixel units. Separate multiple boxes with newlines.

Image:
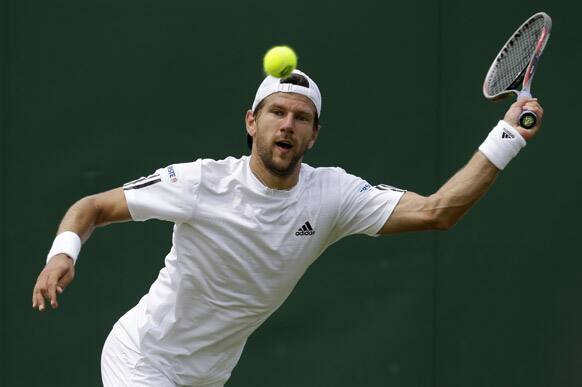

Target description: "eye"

left=271, top=108, right=284, bottom=116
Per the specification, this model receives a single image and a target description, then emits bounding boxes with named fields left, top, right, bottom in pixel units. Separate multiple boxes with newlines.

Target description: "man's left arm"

left=379, top=98, right=543, bottom=235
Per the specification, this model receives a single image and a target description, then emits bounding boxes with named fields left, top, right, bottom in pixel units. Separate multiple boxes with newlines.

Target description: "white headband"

left=251, top=69, right=322, bottom=117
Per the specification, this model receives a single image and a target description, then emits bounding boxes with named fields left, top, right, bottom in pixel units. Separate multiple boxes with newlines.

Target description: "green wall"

left=1, top=0, right=580, bottom=386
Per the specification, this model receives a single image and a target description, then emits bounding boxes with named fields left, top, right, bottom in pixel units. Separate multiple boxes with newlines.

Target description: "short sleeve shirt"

left=118, top=155, right=405, bottom=386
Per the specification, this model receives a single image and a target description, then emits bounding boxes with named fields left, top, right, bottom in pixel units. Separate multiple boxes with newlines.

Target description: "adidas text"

left=296, top=230, right=315, bottom=236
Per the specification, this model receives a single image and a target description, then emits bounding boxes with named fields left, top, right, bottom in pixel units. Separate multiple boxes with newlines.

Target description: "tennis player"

left=32, top=69, right=543, bottom=386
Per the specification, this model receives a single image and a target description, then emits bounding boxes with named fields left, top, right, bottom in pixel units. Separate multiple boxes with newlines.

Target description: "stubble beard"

left=255, top=129, right=305, bottom=178
left=257, top=141, right=304, bottom=177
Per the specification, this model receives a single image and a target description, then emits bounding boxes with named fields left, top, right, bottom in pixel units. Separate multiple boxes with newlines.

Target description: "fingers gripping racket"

left=483, top=12, right=552, bottom=129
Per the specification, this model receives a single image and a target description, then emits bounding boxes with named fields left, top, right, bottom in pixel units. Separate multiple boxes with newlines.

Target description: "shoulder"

left=157, top=156, right=245, bottom=184
left=300, top=164, right=369, bottom=198
left=162, top=156, right=244, bottom=179
left=301, top=163, right=347, bottom=180
left=199, top=155, right=246, bottom=181
left=302, top=163, right=361, bottom=186
left=199, top=155, right=246, bottom=171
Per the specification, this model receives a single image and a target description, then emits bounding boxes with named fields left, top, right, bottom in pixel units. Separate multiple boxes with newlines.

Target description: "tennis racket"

left=483, top=12, right=552, bottom=129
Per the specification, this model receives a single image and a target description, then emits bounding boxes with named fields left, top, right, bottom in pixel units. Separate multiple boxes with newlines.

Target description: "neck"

left=249, top=154, right=301, bottom=190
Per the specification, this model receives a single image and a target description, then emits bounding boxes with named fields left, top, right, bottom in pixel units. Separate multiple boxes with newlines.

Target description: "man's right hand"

left=31, top=187, right=131, bottom=312
left=32, top=254, right=75, bottom=311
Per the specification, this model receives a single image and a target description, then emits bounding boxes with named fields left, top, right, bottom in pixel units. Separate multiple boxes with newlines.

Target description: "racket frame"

left=483, top=12, right=552, bottom=101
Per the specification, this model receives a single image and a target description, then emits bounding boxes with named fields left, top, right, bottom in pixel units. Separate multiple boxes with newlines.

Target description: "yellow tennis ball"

left=263, top=46, right=297, bottom=78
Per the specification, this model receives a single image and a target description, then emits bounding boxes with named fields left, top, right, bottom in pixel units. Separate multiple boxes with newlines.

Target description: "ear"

left=307, top=124, right=320, bottom=150
left=245, top=110, right=257, bottom=137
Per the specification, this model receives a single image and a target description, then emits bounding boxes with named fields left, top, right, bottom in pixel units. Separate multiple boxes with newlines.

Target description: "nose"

left=280, top=113, right=295, bottom=133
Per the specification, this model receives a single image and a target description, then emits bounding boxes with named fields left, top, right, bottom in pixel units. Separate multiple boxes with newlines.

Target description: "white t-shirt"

left=117, top=155, right=404, bottom=386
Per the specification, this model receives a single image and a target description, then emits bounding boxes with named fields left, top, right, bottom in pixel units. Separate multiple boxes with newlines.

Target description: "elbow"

left=87, top=196, right=110, bottom=228
left=428, top=208, right=460, bottom=231
left=431, top=215, right=457, bottom=231
left=425, top=194, right=464, bottom=231
left=77, top=195, right=100, bottom=212
left=74, top=195, right=105, bottom=227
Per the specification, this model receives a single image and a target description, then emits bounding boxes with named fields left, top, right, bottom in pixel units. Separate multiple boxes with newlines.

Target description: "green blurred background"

left=1, top=0, right=580, bottom=386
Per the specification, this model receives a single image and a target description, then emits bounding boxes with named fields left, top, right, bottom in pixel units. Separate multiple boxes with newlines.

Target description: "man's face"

left=246, top=93, right=319, bottom=177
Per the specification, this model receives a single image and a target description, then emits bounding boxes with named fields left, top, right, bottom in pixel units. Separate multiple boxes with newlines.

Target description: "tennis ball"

left=263, top=46, right=297, bottom=78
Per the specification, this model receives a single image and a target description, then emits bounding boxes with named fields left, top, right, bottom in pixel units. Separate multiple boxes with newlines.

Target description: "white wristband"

left=478, top=120, right=526, bottom=170
left=46, top=231, right=82, bottom=265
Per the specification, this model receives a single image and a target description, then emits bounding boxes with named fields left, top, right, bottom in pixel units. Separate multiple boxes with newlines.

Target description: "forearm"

left=429, top=151, right=498, bottom=228
left=34, top=188, right=130, bottom=310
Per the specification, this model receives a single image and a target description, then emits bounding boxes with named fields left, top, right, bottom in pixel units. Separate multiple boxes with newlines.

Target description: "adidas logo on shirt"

left=501, top=129, right=515, bottom=139
left=296, top=221, right=315, bottom=236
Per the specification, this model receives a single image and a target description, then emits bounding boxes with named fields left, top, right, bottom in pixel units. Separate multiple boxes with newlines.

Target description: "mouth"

left=275, top=140, right=293, bottom=152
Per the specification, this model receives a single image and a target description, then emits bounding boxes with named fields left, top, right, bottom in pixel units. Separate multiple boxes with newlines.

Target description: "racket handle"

left=517, top=90, right=536, bottom=129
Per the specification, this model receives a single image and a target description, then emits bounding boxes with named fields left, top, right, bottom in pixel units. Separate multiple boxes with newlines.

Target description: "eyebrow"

left=269, top=103, right=314, bottom=119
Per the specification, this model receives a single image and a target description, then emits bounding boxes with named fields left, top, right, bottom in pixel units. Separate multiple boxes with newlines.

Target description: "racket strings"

left=488, top=17, right=545, bottom=95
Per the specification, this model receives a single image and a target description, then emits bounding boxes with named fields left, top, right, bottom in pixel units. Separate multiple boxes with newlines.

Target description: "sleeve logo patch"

left=358, top=183, right=372, bottom=193
left=167, top=165, right=178, bottom=182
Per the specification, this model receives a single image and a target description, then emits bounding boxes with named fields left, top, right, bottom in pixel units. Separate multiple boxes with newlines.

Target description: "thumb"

left=57, top=266, right=75, bottom=291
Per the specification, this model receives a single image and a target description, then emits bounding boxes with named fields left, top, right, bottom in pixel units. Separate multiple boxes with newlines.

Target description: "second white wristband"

left=46, top=231, right=82, bottom=265
left=478, top=120, right=526, bottom=170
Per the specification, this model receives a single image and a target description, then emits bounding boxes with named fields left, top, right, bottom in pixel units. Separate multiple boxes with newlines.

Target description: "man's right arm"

left=32, top=187, right=131, bottom=312
left=379, top=98, right=542, bottom=235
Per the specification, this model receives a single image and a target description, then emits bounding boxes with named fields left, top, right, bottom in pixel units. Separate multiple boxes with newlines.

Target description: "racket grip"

left=517, top=90, right=536, bottom=129
left=517, top=90, right=532, bottom=100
